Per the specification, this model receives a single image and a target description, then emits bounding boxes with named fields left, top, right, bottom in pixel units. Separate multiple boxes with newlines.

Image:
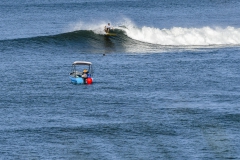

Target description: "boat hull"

left=70, top=76, right=93, bottom=84
left=70, top=76, right=84, bottom=84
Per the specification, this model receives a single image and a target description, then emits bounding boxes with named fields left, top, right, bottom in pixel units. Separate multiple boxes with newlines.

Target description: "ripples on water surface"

left=0, top=0, right=240, bottom=159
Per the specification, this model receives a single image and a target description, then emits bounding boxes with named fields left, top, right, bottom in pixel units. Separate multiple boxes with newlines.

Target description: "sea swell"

left=1, top=25, right=240, bottom=54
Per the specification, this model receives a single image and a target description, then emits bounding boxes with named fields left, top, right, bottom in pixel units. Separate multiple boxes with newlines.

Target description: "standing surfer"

left=104, top=23, right=112, bottom=33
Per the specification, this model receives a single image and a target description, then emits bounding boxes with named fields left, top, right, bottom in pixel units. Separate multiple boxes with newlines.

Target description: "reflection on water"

left=104, top=35, right=115, bottom=53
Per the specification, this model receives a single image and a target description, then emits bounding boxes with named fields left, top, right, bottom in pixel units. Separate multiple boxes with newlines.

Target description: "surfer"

left=104, top=23, right=112, bottom=33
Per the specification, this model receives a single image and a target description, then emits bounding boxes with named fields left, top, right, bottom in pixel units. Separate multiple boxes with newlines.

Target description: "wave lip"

left=122, top=26, right=240, bottom=46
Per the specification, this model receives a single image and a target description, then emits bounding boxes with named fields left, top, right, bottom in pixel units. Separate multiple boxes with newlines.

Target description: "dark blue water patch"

left=0, top=29, right=151, bottom=54
left=0, top=103, right=239, bottom=159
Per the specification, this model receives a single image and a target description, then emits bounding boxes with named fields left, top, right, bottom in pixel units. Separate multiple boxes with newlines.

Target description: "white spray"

left=121, top=25, right=240, bottom=46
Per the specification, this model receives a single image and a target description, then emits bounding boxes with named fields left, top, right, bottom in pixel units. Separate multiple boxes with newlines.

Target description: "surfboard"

left=105, top=33, right=116, bottom=36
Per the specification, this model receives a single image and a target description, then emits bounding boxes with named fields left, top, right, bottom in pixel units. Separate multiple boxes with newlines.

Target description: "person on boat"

left=82, top=69, right=88, bottom=78
left=104, top=23, right=112, bottom=33
left=82, top=69, right=89, bottom=84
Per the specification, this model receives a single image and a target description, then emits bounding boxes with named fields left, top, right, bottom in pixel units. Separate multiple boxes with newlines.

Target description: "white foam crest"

left=122, top=25, right=240, bottom=46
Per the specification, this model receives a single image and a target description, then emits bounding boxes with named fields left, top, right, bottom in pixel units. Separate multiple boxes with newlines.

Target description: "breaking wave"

left=1, top=20, right=240, bottom=54
left=68, top=20, right=240, bottom=46
left=120, top=25, right=240, bottom=46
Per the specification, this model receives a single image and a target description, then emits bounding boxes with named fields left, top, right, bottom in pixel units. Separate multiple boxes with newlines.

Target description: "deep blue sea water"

left=1, top=0, right=240, bottom=159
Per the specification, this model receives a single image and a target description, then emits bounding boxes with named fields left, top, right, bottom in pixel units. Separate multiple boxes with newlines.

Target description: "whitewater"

left=123, top=25, right=240, bottom=46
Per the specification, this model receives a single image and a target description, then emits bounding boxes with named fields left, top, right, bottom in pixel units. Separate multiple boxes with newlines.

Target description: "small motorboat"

left=69, top=61, right=93, bottom=84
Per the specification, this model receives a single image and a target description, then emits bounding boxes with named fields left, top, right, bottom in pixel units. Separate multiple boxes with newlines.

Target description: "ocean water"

left=0, top=0, right=240, bottom=159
